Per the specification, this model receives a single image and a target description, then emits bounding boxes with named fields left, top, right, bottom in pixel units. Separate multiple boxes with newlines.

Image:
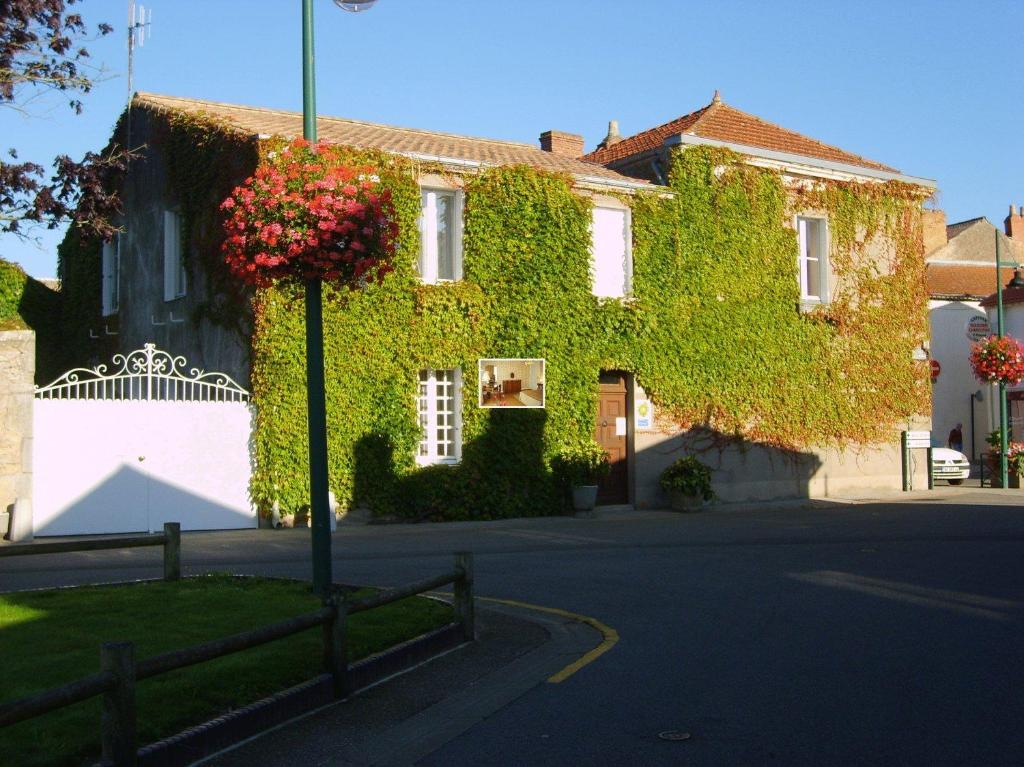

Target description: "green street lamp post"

left=995, top=230, right=1009, bottom=488
left=302, top=0, right=377, bottom=596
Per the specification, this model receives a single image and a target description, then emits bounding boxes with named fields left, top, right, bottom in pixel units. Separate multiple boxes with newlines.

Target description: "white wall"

left=930, top=299, right=993, bottom=459
left=984, top=302, right=1024, bottom=437
left=33, top=400, right=255, bottom=535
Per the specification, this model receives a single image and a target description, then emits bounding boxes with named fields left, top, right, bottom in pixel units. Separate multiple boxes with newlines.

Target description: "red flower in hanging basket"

left=220, top=139, right=399, bottom=287
left=969, top=334, right=1024, bottom=386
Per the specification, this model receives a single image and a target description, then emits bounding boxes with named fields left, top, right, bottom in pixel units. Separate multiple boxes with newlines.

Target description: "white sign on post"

left=905, top=430, right=931, bottom=449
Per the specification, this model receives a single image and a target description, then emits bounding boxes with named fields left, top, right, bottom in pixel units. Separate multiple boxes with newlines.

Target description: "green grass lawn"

left=0, top=575, right=453, bottom=767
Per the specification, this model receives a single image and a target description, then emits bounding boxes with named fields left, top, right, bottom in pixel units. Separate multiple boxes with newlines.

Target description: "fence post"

left=454, top=552, right=475, bottom=642
left=163, top=523, right=180, bottom=581
left=323, top=596, right=349, bottom=698
left=101, top=642, right=137, bottom=767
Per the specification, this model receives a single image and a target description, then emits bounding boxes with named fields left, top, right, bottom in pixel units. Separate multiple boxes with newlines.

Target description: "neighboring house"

left=60, top=91, right=936, bottom=519
left=979, top=264, right=1024, bottom=442
left=924, top=209, right=1024, bottom=459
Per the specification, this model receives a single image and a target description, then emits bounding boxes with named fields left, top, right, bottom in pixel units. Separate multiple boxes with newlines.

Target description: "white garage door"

left=33, top=344, right=256, bottom=536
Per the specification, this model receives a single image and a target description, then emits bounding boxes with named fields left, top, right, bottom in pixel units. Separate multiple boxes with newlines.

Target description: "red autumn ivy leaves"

left=221, top=139, right=398, bottom=287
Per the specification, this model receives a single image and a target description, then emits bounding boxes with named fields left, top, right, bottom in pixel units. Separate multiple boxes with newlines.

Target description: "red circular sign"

left=930, top=359, right=941, bottom=381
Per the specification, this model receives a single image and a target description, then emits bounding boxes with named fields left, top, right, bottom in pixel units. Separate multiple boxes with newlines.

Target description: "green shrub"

left=660, top=456, right=714, bottom=500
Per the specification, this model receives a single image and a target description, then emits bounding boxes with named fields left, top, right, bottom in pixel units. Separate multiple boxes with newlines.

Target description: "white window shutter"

left=592, top=206, right=628, bottom=298
left=454, top=192, right=465, bottom=281
left=101, top=240, right=114, bottom=316
left=163, top=210, right=177, bottom=301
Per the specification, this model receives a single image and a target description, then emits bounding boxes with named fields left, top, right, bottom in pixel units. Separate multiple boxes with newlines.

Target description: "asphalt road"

left=3, top=489, right=1023, bottom=766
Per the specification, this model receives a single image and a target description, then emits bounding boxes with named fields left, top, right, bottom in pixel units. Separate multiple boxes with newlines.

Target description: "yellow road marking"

left=477, top=596, right=619, bottom=683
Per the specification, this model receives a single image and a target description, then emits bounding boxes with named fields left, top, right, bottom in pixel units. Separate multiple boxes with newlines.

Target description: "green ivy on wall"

left=59, top=109, right=929, bottom=521
left=248, top=146, right=927, bottom=521
left=1, top=257, right=65, bottom=381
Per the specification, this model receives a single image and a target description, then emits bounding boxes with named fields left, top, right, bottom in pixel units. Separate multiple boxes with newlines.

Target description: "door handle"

left=602, top=420, right=608, bottom=427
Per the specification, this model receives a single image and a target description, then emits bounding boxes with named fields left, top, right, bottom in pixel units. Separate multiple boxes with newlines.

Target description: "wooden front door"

left=595, top=371, right=629, bottom=504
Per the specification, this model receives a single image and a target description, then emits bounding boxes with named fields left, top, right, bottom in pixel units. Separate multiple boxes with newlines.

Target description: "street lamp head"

left=334, top=0, right=377, bottom=11
left=1008, top=266, right=1024, bottom=289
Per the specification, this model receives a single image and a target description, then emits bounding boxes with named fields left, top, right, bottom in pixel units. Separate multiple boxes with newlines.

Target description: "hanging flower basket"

left=220, top=139, right=399, bottom=287
left=969, top=335, right=1024, bottom=386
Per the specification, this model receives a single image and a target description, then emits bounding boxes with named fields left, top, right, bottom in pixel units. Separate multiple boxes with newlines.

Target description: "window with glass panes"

left=797, top=216, right=828, bottom=302
left=417, top=368, right=461, bottom=464
left=419, top=189, right=462, bottom=283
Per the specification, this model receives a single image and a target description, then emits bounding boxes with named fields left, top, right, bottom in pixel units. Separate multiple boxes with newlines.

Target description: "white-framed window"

left=591, top=204, right=632, bottom=298
left=797, top=215, right=829, bottom=304
left=101, top=234, right=120, bottom=316
left=418, top=188, right=463, bottom=283
left=417, top=368, right=462, bottom=465
left=163, top=209, right=186, bottom=301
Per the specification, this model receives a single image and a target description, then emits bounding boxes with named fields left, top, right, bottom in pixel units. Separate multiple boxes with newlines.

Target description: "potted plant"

left=984, top=430, right=1024, bottom=488
left=553, top=442, right=610, bottom=512
left=660, top=455, right=714, bottom=512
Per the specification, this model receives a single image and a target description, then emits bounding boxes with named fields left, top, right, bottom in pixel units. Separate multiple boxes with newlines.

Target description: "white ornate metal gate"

left=33, top=344, right=256, bottom=535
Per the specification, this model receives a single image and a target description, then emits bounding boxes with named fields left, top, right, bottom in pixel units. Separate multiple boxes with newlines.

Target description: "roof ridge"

left=684, top=98, right=721, bottom=134
left=133, top=92, right=539, bottom=152
left=698, top=102, right=895, bottom=172
left=946, top=216, right=987, bottom=229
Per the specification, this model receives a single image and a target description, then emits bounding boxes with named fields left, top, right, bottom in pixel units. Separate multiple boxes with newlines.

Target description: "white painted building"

left=925, top=208, right=1024, bottom=459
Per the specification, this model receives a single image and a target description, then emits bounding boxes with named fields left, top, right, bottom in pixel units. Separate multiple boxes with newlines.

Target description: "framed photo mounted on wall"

left=478, top=359, right=545, bottom=408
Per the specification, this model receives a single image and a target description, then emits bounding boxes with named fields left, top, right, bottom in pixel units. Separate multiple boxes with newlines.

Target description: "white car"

left=931, top=447, right=971, bottom=485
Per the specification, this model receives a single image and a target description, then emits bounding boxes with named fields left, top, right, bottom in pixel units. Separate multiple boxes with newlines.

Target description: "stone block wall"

left=0, top=330, right=34, bottom=526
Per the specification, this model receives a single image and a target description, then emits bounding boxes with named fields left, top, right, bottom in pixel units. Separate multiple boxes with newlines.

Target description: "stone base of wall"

left=0, top=330, right=34, bottom=517
left=634, top=427, right=927, bottom=508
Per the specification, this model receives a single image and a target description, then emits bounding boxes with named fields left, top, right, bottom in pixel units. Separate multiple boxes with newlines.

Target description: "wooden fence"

left=0, top=544, right=474, bottom=767
left=0, top=522, right=181, bottom=580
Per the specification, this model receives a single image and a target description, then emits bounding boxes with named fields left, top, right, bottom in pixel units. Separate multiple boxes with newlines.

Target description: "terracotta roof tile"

left=927, top=263, right=1017, bottom=299
left=980, top=285, right=1024, bottom=308
left=133, top=93, right=641, bottom=185
left=583, top=97, right=897, bottom=173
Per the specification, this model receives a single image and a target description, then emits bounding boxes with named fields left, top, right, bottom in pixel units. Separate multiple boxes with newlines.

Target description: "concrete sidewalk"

left=201, top=603, right=602, bottom=767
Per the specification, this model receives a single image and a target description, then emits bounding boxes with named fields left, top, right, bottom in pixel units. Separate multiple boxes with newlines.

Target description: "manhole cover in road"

left=658, top=731, right=692, bottom=741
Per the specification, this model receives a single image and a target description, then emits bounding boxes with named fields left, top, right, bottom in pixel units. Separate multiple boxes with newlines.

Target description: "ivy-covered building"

left=63, top=91, right=937, bottom=520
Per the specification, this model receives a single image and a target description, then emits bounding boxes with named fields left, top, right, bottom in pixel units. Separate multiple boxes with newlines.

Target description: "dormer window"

left=419, top=188, right=463, bottom=283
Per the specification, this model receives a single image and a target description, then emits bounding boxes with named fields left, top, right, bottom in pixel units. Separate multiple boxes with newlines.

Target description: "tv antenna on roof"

left=127, top=2, right=152, bottom=101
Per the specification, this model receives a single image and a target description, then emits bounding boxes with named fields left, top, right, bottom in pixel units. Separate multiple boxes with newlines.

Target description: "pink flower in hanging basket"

left=969, top=334, right=1024, bottom=386
left=220, top=139, right=398, bottom=288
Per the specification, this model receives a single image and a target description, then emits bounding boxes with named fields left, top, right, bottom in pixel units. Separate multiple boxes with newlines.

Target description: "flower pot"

left=669, top=490, right=703, bottom=513
left=1010, top=472, right=1022, bottom=489
left=572, top=485, right=599, bottom=511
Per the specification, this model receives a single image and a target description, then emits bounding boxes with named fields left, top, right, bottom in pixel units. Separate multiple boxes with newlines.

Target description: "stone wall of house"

left=0, top=330, right=34, bottom=529
left=631, top=381, right=932, bottom=507
left=116, top=107, right=252, bottom=386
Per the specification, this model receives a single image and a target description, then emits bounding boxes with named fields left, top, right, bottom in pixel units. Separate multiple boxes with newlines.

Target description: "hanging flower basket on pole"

left=221, top=139, right=399, bottom=287
left=220, top=138, right=398, bottom=595
left=969, top=334, right=1024, bottom=386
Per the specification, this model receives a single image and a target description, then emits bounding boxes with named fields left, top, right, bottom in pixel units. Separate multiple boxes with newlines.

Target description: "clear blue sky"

left=2, top=0, right=1021, bottom=278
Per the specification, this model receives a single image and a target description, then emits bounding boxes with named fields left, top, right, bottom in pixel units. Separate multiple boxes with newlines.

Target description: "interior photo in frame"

left=478, top=359, right=545, bottom=408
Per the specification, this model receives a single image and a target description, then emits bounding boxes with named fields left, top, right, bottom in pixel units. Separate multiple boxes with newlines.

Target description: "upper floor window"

left=101, top=234, right=120, bottom=316
left=797, top=216, right=828, bottom=304
left=163, top=209, right=186, bottom=301
left=591, top=204, right=632, bottom=298
left=419, top=188, right=463, bottom=284
left=417, top=367, right=461, bottom=465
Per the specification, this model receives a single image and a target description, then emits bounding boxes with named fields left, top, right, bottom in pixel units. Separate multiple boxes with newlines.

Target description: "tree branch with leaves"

left=1, top=0, right=127, bottom=239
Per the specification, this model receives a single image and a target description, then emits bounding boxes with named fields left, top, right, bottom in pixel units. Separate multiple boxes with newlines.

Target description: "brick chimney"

left=1005, top=204, right=1024, bottom=241
left=921, top=209, right=947, bottom=256
left=539, top=130, right=584, bottom=158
